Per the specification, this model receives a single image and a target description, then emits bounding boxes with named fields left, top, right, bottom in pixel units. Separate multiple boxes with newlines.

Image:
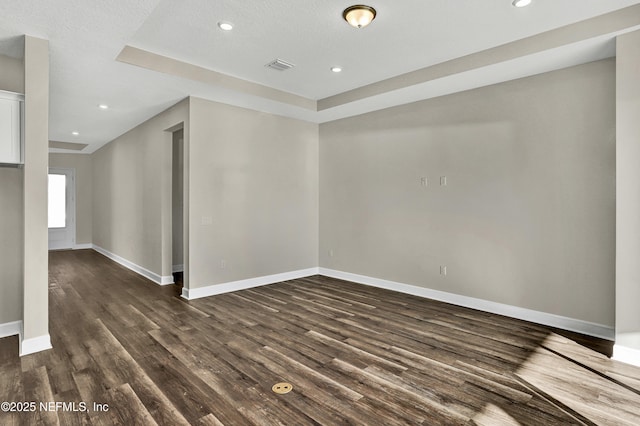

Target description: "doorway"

left=48, top=167, right=76, bottom=250
left=172, top=129, right=184, bottom=284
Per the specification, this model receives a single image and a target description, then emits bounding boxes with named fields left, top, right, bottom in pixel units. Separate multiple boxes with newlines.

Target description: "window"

left=48, top=174, right=66, bottom=228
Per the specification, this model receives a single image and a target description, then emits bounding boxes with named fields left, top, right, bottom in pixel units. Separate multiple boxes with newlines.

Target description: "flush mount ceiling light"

left=343, top=5, right=377, bottom=29
left=218, top=21, right=233, bottom=31
left=512, top=0, right=532, bottom=7
left=331, top=66, right=342, bottom=73
left=98, top=104, right=109, bottom=110
left=71, top=131, right=79, bottom=136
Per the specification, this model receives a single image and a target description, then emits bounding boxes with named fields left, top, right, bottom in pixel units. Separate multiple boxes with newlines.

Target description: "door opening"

left=172, top=129, right=184, bottom=286
left=48, top=167, right=76, bottom=250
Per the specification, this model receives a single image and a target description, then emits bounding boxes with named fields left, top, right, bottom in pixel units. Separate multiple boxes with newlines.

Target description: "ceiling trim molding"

left=49, top=141, right=89, bottom=151
left=116, top=45, right=317, bottom=111
left=116, top=3, right=640, bottom=121
left=318, top=3, right=640, bottom=111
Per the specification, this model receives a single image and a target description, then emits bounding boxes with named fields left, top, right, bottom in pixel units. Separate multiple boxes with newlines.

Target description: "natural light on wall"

left=48, top=174, right=66, bottom=228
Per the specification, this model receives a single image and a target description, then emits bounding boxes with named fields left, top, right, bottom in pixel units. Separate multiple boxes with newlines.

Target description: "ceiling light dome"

left=343, top=5, right=376, bottom=29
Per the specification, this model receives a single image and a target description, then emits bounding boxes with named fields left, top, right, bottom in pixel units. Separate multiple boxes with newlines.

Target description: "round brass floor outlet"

left=272, top=382, right=293, bottom=394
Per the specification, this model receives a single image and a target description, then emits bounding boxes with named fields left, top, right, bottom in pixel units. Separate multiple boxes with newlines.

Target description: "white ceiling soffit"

left=0, top=0, right=639, bottom=154
left=49, top=141, right=88, bottom=151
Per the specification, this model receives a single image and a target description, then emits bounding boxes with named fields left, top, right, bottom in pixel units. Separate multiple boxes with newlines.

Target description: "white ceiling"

left=0, top=0, right=639, bottom=153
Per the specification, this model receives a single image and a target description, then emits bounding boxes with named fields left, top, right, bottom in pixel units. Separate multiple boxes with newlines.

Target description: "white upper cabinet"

left=0, top=91, right=24, bottom=165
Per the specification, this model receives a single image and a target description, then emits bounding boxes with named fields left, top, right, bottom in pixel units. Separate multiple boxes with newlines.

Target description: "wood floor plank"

left=22, top=366, right=60, bottom=426
left=97, top=383, right=158, bottom=426
left=0, top=250, right=637, bottom=425
left=194, top=413, right=225, bottom=426
left=54, top=389, right=92, bottom=426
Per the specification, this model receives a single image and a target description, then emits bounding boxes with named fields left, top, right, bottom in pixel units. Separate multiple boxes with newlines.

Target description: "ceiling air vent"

left=265, top=59, right=295, bottom=71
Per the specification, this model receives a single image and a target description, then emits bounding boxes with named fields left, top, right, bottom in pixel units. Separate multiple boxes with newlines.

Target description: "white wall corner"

left=159, top=275, right=175, bottom=285
left=181, top=287, right=190, bottom=300
left=1, top=322, right=53, bottom=356
left=613, top=344, right=640, bottom=368
left=0, top=320, right=23, bottom=339
left=318, top=268, right=615, bottom=341
left=92, top=245, right=173, bottom=286
left=183, top=267, right=320, bottom=300
left=20, top=334, right=52, bottom=356
left=73, top=243, right=93, bottom=250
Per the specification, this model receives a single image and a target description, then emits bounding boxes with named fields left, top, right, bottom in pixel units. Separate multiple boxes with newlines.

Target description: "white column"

left=21, top=36, right=51, bottom=356
left=615, top=29, right=640, bottom=367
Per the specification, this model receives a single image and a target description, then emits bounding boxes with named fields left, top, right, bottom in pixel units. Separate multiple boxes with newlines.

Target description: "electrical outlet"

left=440, top=176, right=447, bottom=186
left=328, top=249, right=334, bottom=257
left=220, top=259, right=227, bottom=269
left=420, top=177, right=428, bottom=187
left=440, top=265, right=447, bottom=276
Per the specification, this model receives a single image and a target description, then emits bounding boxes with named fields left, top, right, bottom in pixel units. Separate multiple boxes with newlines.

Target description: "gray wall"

left=49, top=153, right=93, bottom=245
left=188, top=97, right=319, bottom=289
left=92, top=99, right=188, bottom=279
left=91, top=97, right=319, bottom=290
left=0, top=167, right=23, bottom=324
left=0, top=54, right=24, bottom=94
left=320, top=59, right=616, bottom=327
left=616, top=29, right=640, bottom=351
left=0, top=54, right=24, bottom=325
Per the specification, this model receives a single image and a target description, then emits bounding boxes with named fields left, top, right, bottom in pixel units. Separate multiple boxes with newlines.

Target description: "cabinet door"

left=0, top=97, right=22, bottom=164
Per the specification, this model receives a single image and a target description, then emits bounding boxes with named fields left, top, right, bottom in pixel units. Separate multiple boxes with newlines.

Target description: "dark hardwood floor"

left=1, top=250, right=640, bottom=425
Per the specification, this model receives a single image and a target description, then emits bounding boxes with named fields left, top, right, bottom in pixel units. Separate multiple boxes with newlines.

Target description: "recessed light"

left=331, top=67, right=342, bottom=73
left=512, top=0, right=532, bottom=7
left=98, top=104, right=109, bottom=110
left=72, top=131, right=79, bottom=136
left=218, top=21, right=233, bottom=31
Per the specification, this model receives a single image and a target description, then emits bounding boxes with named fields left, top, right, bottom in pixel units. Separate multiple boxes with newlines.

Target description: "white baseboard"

left=0, top=320, right=22, bottom=339
left=181, top=287, right=190, bottom=299
left=172, top=264, right=184, bottom=273
left=20, top=334, right=52, bottom=356
left=319, top=268, right=615, bottom=341
left=159, top=275, right=174, bottom=285
left=613, top=344, right=640, bottom=367
left=92, top=245, right=174, bottom=286
left=74, top=243, right=93, bottom=250
left=182, top=267, right=320, bottom=300
left=2, top=322, right=53, bottom=357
